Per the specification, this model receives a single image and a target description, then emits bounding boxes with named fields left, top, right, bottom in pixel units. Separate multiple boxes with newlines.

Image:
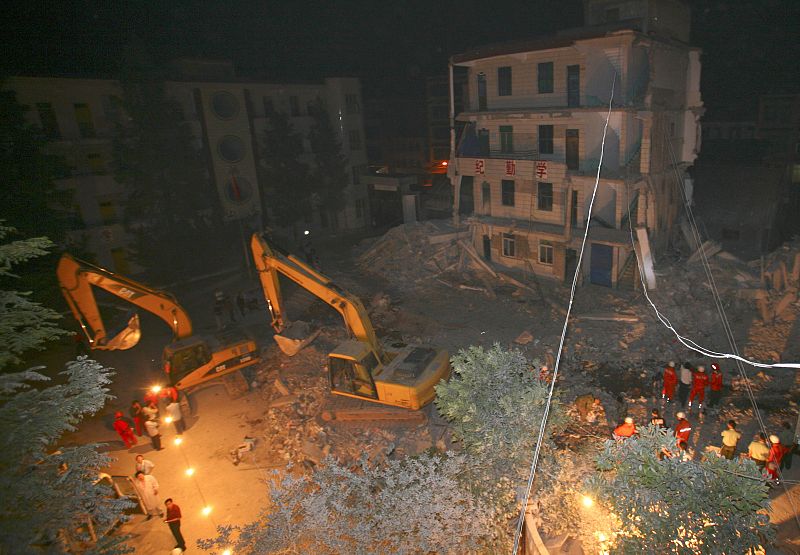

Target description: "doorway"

left=565, top=248, right=578, bottom=284
left=590, top=243, right=613, bottom=287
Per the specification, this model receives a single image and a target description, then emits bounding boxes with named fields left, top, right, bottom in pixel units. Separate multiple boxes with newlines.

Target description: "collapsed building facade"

left=448, top=0, right=703, bottom=287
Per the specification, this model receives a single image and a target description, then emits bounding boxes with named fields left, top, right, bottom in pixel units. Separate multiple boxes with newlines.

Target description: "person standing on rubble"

left=688, top=365, right=709, bottom=411
left=747, top=433, right=769, bottom=470
left=677, top=363, right=693, bottom=406
left=662, top=361, right=677, bottom=403
left=720, top=420, right=741, bottom=460
left=708, top=364, right=724, bottom=408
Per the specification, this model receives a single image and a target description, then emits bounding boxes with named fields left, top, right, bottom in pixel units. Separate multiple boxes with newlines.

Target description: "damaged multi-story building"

left=448, top=0, right=703, bottom=287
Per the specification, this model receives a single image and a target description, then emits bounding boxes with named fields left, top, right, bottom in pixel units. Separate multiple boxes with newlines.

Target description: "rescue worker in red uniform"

left=662, top=361, right=678, bottom=402
left=113, top=411, right=137, bottom=449
left=688, top=365, right=708, bottom=410
left=767, top=434, right=785, bottom=481
left=613, top=417, right=637, bottom=440
left=674, top=412, right=692, bottom=449
left=708, top=364, right=723, bottom=408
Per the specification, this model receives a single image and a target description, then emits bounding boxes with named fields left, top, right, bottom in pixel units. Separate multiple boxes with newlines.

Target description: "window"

left=98, top=201, right=116, bottom=224
left=538, top=125, right=554, bottom=154
left=502, top=233, right=516, bottom=257
left=498, top=66, right=512, bottom=96
left=348, top=129, right=362, bottom=150
left=36, top=103, right=60, bottom=139
left=499, top=125, right=514, bottom=153
left=501, top=180, right=515, bottom=206
left=263, top=96, right=274, bottom=115
left=537, top=182, right=553, bottom=211
left=539, top=240, right=554, bottom=265
left=482, top=182, right=491, bottom=209
left=73, top=103, right=96, bottom=138
left=345, top=93, right=360, bottom=114
left=538, top=62, right=554, bottom=94
left=87, top=153, right=105, bottom=175
left=289, top=96, right=300, bottom=116
left=355, top=198, right=365, bottom=219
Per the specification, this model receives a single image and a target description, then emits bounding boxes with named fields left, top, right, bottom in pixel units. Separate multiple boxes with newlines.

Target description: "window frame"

left=501, top=180, right=515, bottom=207
left=538, top=124, right=554, bottom=154
left=499, top=125, right=514, bottom=154
left=502, top=233, right=516, bottom=258
left=539, top=240, right=554, bottom=265
left=537, top=62, right=554, bottom=94
left=537, top=182, right=554, bottom=211
left=498, top=66, right=512, bottom=97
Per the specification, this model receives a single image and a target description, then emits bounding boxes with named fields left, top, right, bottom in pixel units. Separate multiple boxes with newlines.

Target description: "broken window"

left=539, top=240, right=554, bottom=265
left=501, top=180, right=515, bottom=206
left=537, top=182, right=553, bottom=211
left=498, top=66, right=512, bottom=96
left=502, top=233, right=516, bottom=257
left=538, top=62, right=554, bottom=94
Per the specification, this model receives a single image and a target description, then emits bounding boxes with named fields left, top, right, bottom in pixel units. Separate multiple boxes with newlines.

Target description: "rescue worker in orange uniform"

left=708, top=363, right=723, bottom=408
left=662, top=361, right=678, bottom=402
left=674, top=412, right=692, bottom=449
left=613, top=417, right=637, bottom=440
left=688, top=365, right=708, bottom=410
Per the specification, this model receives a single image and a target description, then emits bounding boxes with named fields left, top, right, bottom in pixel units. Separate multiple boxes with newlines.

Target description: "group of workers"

left=608, top=360, right=797, bottom=483
left=112, top=386, right=184, bottom=451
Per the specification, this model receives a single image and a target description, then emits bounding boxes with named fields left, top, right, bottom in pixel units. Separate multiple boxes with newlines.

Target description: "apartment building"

left=448, top=0, right=702, bottom=287
left=7, top=64, right=368, bottom=272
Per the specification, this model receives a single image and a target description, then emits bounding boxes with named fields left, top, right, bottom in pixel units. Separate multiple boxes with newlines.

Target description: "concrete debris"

left=274, top=377, right=290, bottom=396
left=514, top=330, right=535, bottom=345
left=687, top=240, right=722, bottom=265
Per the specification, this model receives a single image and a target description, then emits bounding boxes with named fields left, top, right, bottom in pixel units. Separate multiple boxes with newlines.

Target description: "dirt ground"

left=33, top=222, right=800, bottom=552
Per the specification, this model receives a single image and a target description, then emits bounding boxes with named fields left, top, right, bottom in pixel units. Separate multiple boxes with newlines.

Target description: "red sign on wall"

left=474, top=159, right=485, bottom=174
left=505, top=160, right=516, bottom=176
left=536, top=161, right=548, bottom=179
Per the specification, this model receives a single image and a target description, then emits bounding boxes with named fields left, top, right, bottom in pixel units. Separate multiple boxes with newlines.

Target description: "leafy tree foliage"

left=586, top=424, right=773, bottom=554
left=200, top=453, right=496, bottom=555
left=434, top=344, right=568, bottom=547
left=259, top=111, right=312, bottom=227
left=308, top=99, right=349, bottom=213
left=0, top=226, right=132, bottom=553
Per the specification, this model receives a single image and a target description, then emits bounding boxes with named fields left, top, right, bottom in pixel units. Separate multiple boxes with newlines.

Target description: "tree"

left=586, top=424, right=773, bottom=554
left=199, top=453, right=496, bottom=555
left=0, top=224, right=132, bottom=553
left=259, top=111, right=312, bottom=228
left=308, top=99, right=349, bottom=214
left=434, top=344, right=568, bottom=547
left=113, top=44, right=227, bottom=280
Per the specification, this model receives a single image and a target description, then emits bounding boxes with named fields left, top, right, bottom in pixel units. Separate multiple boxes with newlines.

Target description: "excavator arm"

left=56, top=254, right=193, bottom=350
left=250, top=233, right=387, bottom=362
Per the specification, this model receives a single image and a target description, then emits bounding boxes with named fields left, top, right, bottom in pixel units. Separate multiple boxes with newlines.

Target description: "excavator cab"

left=163, top=339, right=211, bottom=385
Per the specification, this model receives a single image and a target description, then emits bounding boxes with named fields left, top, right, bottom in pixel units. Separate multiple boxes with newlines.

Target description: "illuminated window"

left=539, top=240, right=554, bottom=265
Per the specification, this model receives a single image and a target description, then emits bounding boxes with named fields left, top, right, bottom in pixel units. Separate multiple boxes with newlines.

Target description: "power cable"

left=511, top=72, right=617, bottom=555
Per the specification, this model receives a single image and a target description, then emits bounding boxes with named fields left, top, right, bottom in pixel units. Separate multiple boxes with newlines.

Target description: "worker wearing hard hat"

left=688, top=365, right=709, bottom=411
left=708, top=363, right=724, bottom=408
left=613, top=417, right=637, bottom=441
left=674, top=412, right=692, bottom=449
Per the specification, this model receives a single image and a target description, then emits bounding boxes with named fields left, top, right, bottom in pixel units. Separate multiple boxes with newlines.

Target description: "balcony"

left=457, top=128, right=541, bottom=160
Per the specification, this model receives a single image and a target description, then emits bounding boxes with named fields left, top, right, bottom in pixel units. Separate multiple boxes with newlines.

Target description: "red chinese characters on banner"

left=474, top=159, right=485, bottom=174
left=536, top=161, right=548, bottom=179
left=505, top=160, right=516, bottom=176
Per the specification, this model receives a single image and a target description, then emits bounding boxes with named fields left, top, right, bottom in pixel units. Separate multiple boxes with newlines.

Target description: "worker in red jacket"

left=113, top=411, right=137, bottom=449
left=674, top=412, right=692, bottom=448
left=688, top=365, right=709, bottom=410
left=767, top=435, right=785, bottom=481
left=708, top=364, right=723, bottom=408
left=662, top=361, right=678, bottom=402
left=613, top=417, right=637, bottom=440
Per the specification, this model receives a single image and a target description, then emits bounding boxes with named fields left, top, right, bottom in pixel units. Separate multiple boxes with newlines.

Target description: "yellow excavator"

left=251, top=232, right=450, bottom=411
left=56, top=254, right=260, bottom=399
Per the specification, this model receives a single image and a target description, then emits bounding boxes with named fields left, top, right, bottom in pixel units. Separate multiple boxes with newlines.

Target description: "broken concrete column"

left=755, top=290, right=773, bottom=322
left=774, top=291, right=797, bottom=321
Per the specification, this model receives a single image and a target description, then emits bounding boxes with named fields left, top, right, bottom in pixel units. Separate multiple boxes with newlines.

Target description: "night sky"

left=3, top=0, right=799, bottom=114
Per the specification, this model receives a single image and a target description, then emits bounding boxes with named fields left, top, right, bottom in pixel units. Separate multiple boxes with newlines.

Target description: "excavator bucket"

left=273, top=320, right=320, bottom=356
left=100, top=313, right=141, bottom=350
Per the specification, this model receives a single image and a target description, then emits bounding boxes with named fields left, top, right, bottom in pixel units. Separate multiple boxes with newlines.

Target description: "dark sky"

left=3, top=0, right=799, bottom=113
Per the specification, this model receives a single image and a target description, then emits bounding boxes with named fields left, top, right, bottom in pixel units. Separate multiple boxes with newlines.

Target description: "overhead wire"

left=511, top=72, right=617, bottom=555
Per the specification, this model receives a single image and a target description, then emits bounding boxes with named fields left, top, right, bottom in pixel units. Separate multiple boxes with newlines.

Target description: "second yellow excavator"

left=57, top=254, right=260, bottom=398
left=251, top=233, right=450, bottom=411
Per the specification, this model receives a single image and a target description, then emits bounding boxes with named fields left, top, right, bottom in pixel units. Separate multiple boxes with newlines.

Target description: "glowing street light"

left=202, top=506, right=212, bottom=517
left=174, top=437, right=183, bottom=446
left=597, top=532, right=608, bottom=542
left=150, top=385, right=162, bottom=394
left=185, top=467, right=195, bottom=476
left=222, top=550, right=232, bottom=555
left=165, top=416, right=173, bottom=424
left=581, top=495, right=594, bottom=508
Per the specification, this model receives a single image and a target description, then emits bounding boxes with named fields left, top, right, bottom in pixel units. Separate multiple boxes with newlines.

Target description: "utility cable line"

left=511, top=73, right=617, bottom=555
